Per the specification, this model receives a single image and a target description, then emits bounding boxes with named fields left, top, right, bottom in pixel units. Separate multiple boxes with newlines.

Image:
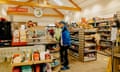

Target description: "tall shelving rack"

left=69, top=28, right=97, bottom=62
left=89, top=20, right=112, bottom=56
left=98, top=21, right=112, bottom=51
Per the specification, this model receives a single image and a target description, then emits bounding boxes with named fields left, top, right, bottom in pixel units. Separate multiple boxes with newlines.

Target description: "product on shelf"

left=12, top=54, right=23, bottom=63
left=35, top=64, right=41, bottom=72
left=12, top=67, right=21, bottom=72
left=51, top=59, right=60, bottom=67
left=11, top=48, right=52, bottom=64
left=45, top=50, right=51, bottom=60
left=33, top=51, right=40, bottom=61
left=40, top=52, right=45, bottom=60
left=21, top=66, right=32, bottom=72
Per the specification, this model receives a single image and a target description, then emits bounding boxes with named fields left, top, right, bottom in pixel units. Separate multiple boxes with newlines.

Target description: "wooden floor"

left=60, top=54, right=109, bottom=72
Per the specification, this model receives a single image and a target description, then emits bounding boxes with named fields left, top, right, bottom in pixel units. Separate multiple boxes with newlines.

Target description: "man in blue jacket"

left=58, top=21, right=71, bottom=70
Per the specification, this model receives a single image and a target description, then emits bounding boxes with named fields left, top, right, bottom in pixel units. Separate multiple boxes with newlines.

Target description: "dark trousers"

left=60, top=45, right=69, bottom=66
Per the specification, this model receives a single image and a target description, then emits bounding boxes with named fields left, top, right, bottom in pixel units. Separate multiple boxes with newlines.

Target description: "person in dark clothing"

left=58, top=21, right=71, bottom=70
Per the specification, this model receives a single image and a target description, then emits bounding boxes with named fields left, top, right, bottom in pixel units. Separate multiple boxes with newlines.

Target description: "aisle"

left=61, top=54, right=109, bottom=72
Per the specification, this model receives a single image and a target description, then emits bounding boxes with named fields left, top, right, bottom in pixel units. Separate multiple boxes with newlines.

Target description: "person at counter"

left=55, top=21, right=71, bottom=70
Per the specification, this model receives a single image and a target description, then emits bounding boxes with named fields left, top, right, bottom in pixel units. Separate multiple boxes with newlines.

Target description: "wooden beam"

left=7, top=11, right=64, bottom=18
left=52, top=8, right=64, bottom=17
left=69, top=0, right=82, bottom=11
left=16, top=0, right=33, bottom=8
left=0, top=0, right=80, bottom=11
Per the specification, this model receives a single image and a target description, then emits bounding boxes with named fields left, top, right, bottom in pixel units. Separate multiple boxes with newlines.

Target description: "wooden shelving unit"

left=98, top=22, right=112, bottom=51
left=90, top=20, right=112, bottom=56
left=69, top=28, right=97, bottom=62
left=69, top=28, right=82, bottom=60
left=83, top=29, right=97, bottom=62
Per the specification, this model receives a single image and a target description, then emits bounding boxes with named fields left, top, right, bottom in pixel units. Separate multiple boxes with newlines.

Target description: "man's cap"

left=59, top=21, right=67, bottom=25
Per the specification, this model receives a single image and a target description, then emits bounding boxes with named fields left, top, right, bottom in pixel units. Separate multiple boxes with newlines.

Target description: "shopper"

left=54, top=22, right=62, bottom=42
left=58, top=21, right=71, bottom=70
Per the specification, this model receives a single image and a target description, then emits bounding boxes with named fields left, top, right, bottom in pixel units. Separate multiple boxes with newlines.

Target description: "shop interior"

left=0, top=0, right=120, bottom=72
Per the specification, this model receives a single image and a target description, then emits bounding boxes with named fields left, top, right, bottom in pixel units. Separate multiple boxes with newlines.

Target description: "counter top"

left=27, top=41, right=58, bottom=45
left=0, top=40, right=58, bottom=48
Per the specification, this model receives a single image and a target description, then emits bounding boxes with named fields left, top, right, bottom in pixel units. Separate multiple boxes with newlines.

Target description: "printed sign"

left=8, top=7, right=28, bottom=12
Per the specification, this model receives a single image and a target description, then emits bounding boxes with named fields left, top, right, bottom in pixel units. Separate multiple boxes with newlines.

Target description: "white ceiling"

left=1, top=0, right=120, bottom=21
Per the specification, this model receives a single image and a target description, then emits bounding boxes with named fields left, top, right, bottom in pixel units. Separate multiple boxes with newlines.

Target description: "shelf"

left=71, top=36, right=78, bottom=38
left=34, top=59, right=52, bottom=64
left=50, top=48, right=60, bottom=53
left=11, top=61, right=33, bottom=67
left=69, top=48, right=78, bottom=53
left=100, top=39, right=111, bottom=42
left=85, top=44, right=96, bottom=47
left=11, top=59, right=52, bottom=67
left=27, top=41, right=58, bottom=45
left=98, top=30, right=111, bottom=32
left=114, top=53, right=120, bottom=58
left=89, top=20, right=109, bottom=24
left=69, top=50, right=79, bottom=58
left=98, top=25, right=110, bottom=27
left=97, top=50, right=111, bottom=56
left=84, top=50, right=97, bottom=53
left=101, top=34, right=111, bottom=37
left=100, top=44, right=112, bottom=47
left=84, top=57, right=96, bottom=62
left=84, top=30, right=97, bottom=33
left=70, top=30, right=79, bottom=33
left=85, top=38, right=93, bottom=40
left=71, top=42, right=79, bottom=46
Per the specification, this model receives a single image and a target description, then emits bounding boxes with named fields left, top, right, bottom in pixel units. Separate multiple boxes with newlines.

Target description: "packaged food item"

left=45, top=50, right=51, bottom=60
left=21, top=66, right=32, bottom=72
left=12, top=67, right=21, bottom=72
left=12, top=54, right=22, bottom=63
left=33, top=51, right=40, bottom=61
left=40, top=52, right=45, bottom=60
left=35, top=64, right=40, bottom=72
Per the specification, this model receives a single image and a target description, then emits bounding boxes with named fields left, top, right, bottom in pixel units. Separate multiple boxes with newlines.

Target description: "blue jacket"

left=61, top=26, right=71, bottom=46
